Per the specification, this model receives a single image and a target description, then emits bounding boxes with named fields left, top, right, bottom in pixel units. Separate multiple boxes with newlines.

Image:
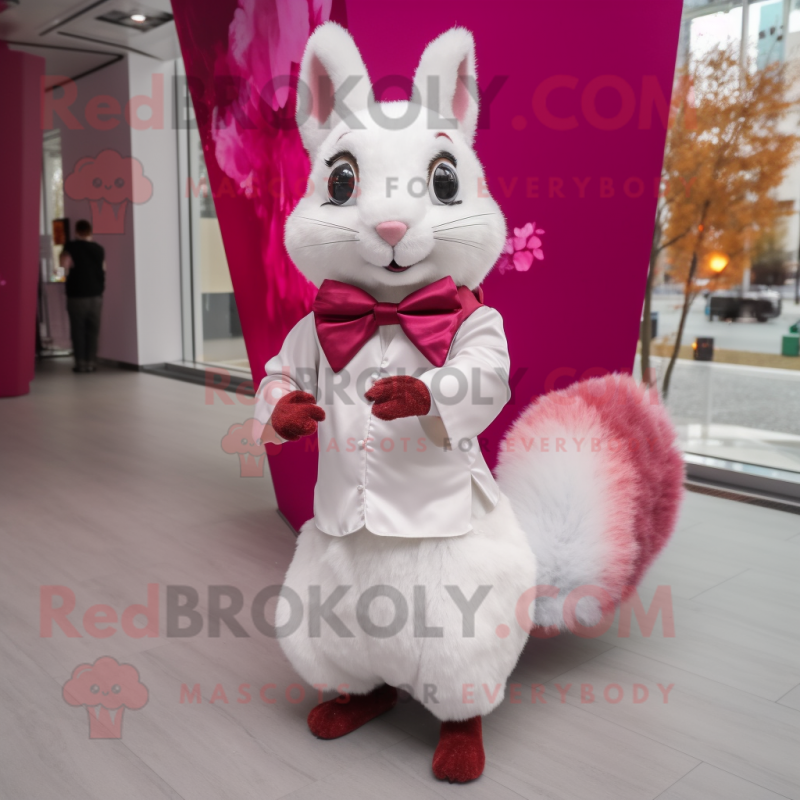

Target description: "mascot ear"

left=296, top=22, right=373, bottom=160
left=413, top=27, right=479, bottom=143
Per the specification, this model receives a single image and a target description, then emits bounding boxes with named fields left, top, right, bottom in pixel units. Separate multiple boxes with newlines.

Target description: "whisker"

left=297, top=239, right=359, bottom=248
left=432, top=212, right=498, bottom=230
left=296, top=216, right=359, bottom=233
left=432, top=223, right=490, bottom=233
left=433, top=236, right=487, bottom=252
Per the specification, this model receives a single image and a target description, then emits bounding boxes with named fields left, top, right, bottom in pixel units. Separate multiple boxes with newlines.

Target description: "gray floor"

left=1, top=360, right=799, bottom=800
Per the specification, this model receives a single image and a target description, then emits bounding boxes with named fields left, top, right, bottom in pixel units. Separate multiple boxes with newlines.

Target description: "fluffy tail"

left=496, top=374, right=684, bottom=631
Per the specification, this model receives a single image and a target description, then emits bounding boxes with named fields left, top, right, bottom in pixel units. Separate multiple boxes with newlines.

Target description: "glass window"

left=176, top=59, right=250, bottom=375
left=42, top=128, right=64, bottom=281
left=747, top=0, right=785, bottom=68
left=790, top=0, right=800, bottom=32
left=641, top=1, right=800, bottom=492
left=690, top=7, right=743, bottom=58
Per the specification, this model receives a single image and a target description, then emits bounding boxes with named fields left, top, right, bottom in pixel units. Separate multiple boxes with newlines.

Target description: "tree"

left=640, top=74, right=697, bottom=389
left=641, top=45, right=798, bottom=398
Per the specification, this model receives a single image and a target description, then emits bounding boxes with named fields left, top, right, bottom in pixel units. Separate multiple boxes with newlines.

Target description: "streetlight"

left=708, top=252, right=729, bottom=274
left=704, top=251, right=729, bottom=328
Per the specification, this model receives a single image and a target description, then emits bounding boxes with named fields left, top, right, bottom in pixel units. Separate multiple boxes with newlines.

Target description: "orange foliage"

left=662, top=46, right=799, bottom=292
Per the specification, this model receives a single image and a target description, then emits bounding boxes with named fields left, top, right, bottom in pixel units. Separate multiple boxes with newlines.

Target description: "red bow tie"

left=312, top=277, right=482, bottom=372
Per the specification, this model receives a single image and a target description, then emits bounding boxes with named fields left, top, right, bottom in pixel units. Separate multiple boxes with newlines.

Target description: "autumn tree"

left=640, top=72, right=697, bottom=389
left=641, top=44, right=798, bottom=398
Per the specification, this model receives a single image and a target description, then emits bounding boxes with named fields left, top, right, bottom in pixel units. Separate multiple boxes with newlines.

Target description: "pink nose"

left=376, top=220, right=408, bottom=247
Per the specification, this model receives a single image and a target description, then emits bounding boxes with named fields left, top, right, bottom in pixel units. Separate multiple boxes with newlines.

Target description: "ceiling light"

left=97, top=9, right=173, bottom=31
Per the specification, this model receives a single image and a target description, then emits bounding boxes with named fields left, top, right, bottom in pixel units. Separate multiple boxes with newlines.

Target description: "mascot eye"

left=90, top=684, right=100, bottom=694
left=111, top=685, right=121, bottom=694
left=429, top=162, right=459, bottom=204
left=327, top=161, right=357, bottom=206
left=92, top=177, right=102, bottom=188
left=115, top=177, right=125, bottom=188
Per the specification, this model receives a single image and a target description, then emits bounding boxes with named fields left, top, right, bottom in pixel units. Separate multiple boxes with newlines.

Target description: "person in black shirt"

left=59, top=219, right=106, bottom=373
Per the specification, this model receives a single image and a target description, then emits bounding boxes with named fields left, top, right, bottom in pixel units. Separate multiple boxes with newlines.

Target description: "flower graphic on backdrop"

left=63, top=656, right=148, bottom=739
left=209, top=0, right=332, bottom=347
left=213, top=0, right=332, bottom=201
left=496, top=222, right=545, bottom=275
left=221, top=417, right=281, bottom=477
left=64, top=150, right=153, bottom=234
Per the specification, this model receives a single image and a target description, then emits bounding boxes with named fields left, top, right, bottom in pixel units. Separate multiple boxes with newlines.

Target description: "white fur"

left=287, top=23, right=506, bottom=301
left=495, top=410, right=612, bottom=629
left=495, top=397, right=644, bottom=631
left=413, top=27, right=480, bottom=143
left=296, top=22, right=374, bottom=160
left=277, top=24, right=531, bottom=719
left=276, top=494, right=537, bottom=721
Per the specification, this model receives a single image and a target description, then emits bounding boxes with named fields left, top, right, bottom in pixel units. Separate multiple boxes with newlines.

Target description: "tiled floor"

left=1, top=360, right=799, bottom=800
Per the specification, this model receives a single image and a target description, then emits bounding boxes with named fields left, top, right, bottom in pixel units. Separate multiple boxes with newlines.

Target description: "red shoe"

left=432, top=716, right=485, bottom=783
left=307, top=684, right=397, bottom=739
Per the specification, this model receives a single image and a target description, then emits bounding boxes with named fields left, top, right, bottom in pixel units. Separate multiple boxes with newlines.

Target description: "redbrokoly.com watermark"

left=41, top=582, right=675, bottom=642
left=46, top=583, right=675, bottom=727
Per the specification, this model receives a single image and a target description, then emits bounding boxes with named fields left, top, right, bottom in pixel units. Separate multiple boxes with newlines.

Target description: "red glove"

left=270, top=391, right=325, bottom=441
left=365, top=376, right=431, bottom=421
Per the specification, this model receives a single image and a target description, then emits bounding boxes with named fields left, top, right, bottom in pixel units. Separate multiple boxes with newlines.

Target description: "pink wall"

left=346, top=0, right=683, bottom=464
left=0, top=45, right=44, bottom=398
left=171, top=0, right=682, bottom=530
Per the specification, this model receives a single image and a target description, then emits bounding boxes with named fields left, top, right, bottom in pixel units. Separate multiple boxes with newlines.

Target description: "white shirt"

left=254, top=305, right=511, bottom=538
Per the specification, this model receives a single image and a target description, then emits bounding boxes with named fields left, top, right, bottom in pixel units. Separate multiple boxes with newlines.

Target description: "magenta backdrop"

left=171, top=0, right=682, bottom=530
left=0, top=45, right=44, bottom=398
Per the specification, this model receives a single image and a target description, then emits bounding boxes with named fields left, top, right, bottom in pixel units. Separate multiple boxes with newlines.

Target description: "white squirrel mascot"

left=254, top=22, right=684, bottom=783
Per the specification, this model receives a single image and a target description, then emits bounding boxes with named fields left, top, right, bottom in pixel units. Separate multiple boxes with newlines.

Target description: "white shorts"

left=275, top=493, right=537, bottom=721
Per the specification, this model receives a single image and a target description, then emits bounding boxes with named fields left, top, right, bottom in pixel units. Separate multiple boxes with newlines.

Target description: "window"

left=42, top=128, right=64, bottom=281
left=642, top=0, right=800, bottom=497
left=176, top=59, right=249, bottom=375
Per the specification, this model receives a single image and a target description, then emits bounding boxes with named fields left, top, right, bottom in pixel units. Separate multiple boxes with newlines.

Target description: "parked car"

left=706, top=287, right=782, bottom=322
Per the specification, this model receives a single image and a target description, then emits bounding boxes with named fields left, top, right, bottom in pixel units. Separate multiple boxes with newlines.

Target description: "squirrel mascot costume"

left=253, top=22, right=684, bottom=784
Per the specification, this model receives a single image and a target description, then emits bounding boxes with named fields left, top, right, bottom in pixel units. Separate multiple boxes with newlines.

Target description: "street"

left=650, top=290, right=800, bottom=356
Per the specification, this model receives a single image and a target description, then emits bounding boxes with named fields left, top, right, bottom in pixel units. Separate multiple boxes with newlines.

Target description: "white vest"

left=254, top=305, right=511, bottom=538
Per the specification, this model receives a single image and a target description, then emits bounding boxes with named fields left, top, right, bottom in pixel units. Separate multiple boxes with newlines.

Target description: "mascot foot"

left=307, top=684, right=397, bottom=739
left=432, top=716, right=485, bottom=783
